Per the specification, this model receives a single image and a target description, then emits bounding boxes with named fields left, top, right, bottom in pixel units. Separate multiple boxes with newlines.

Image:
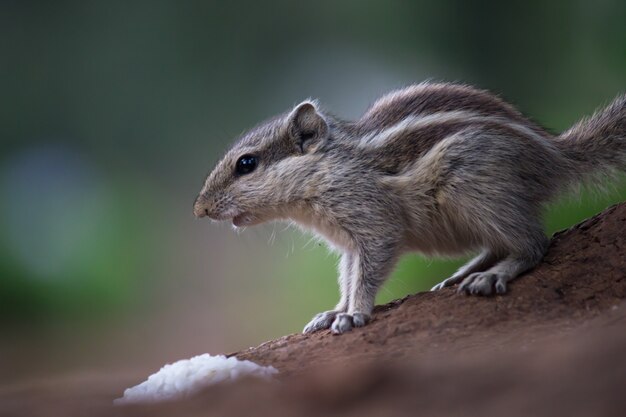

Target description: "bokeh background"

left=1, top=0, right=625, bottom=383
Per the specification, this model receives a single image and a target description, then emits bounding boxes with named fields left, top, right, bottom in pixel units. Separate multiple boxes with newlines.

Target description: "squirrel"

left=193, top=82, right=626, bottom=335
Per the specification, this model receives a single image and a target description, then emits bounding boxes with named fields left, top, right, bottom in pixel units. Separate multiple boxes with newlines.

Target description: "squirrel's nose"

left=194, top=207, right=209, bottom=218
left=193, top=196, right=210, bottom=218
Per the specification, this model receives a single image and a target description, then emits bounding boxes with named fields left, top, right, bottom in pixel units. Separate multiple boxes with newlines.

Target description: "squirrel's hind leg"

left=431, top=249, right=500, bottom=291
left=457, top=235, right=548, bottom=296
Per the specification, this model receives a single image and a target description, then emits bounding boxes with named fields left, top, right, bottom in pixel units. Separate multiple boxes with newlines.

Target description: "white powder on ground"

left=114, top=354, right=278, bottom=405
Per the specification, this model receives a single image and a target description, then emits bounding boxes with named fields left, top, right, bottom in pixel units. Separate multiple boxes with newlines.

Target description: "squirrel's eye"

left=235, top=154, right=258, bottom=175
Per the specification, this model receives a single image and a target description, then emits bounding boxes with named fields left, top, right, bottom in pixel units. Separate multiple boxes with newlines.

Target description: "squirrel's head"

left=193, top=100, right=330, bottom=227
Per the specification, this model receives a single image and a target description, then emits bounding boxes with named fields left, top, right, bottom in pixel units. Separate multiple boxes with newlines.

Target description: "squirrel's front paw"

left=330, top=312, right=370, bottom=335
left=303, top=310, right=339, bottom=334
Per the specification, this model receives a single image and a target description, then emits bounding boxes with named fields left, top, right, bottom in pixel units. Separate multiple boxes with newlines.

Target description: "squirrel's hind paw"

left=458, top=272, right=508, bottom=296
left=431, top=276, right=464, bottom=291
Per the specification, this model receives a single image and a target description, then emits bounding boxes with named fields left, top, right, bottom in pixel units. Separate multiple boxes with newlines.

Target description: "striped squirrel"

left=193, top=82, right=626, bottom=335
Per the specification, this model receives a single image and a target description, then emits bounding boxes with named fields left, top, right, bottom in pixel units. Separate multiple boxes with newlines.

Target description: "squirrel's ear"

left=287, top=101, right=329, bottom=153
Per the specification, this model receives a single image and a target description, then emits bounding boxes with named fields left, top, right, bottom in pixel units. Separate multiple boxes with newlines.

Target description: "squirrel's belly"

left=403, top=214, right=480, bottom=256
left=404, top=236, right=477, bottom=257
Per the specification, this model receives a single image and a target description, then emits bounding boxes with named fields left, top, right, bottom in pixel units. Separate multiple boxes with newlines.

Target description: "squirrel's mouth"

left=232, top=212, right=257, bottom=227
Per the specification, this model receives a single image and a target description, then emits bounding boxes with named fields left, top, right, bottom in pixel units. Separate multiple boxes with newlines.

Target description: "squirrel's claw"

left=330, top=312, right=370, bottom=335
left=303, top=310, right=338, bottom=334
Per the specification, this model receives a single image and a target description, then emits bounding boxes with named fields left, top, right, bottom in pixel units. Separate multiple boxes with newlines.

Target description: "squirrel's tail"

left=555, top=93, right=626, bottom=188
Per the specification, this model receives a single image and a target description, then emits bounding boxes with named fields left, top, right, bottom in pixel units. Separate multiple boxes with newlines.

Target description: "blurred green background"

left=1, top=0, right=625, bottom=382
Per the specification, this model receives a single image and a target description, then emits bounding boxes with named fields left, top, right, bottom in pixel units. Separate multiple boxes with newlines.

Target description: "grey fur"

left=193, top=82, right=626, bottom=335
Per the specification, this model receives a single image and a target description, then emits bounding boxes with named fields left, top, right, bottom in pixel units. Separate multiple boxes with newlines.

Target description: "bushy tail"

left=555, top=93, right=626, bottom=187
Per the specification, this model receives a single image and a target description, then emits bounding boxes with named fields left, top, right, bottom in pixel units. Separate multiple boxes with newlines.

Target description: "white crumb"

left=114, top=354, right=278, bottom=405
